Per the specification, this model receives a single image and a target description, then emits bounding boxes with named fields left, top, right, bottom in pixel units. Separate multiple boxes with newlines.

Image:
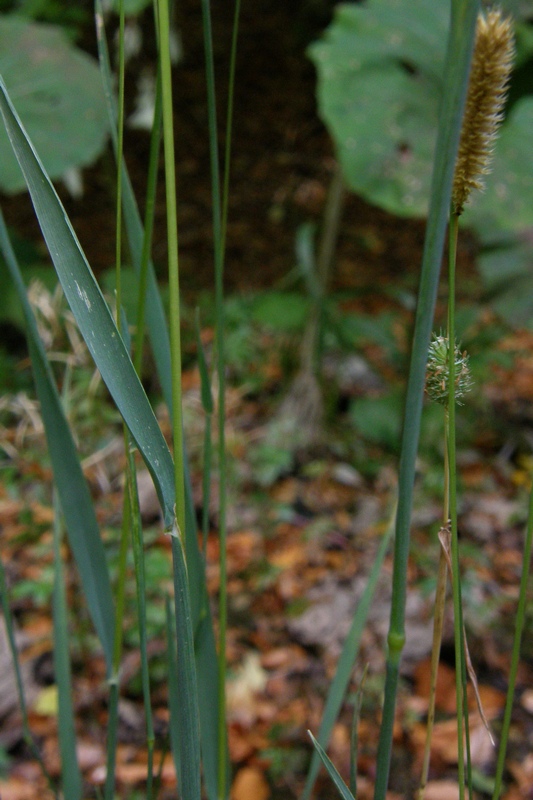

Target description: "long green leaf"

left=0, top=210, right=115, bottom=670
left=170, top=525, right=201, bottom=800
left=94, top=1, right=172, bottom=410
left=0, top=76, right=176, bottom=527
left=52, top=502, right=83, bottom=800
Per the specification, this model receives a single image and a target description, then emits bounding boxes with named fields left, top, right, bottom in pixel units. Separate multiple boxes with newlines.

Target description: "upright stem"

left=418, top=418, right=450, bottom=799
left=447, top=211, right=465, bottom=798
left=198, top=0, right=236, bottom=793
left=492, top=481, right=533, bottom=798
left=157, top=0, right=186, bottom=538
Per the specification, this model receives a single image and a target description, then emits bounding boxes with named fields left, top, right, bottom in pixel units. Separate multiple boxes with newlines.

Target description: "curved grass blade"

left=94, top=0, right=172, bottom=410
left=308, top=732, right=355, bottom=800
left=0, top=211, right=115, bottom=670
left=0, top=77, right=176, bottom=528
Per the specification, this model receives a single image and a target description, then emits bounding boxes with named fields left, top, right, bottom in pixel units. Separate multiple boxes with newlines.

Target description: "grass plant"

left=0, top=1, right=531, bottom=799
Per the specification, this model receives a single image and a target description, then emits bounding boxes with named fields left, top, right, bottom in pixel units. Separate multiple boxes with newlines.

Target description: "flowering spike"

left=452, top=8, right=514, bottom=215
left=425, top=335, right=473, bottom=407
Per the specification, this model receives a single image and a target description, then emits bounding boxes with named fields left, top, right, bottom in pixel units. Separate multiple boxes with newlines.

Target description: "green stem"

left=492, top=481, right=533, bottom=799
left=114, top=0, right=125, bottom=329
left=447, top=211, right=465, bottom=799
left=157, top=0, right=185, bottom=538
left=198, top=0, right=238, bottom=794
left=134, top=66, right=162, bottom=376
left=418, top=420, right=450, bottom=799
left=126, top=441, right=155, bottom=796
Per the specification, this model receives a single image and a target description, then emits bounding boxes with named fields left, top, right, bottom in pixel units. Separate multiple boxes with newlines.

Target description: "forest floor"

left=1, top=2, right=533, bottom=799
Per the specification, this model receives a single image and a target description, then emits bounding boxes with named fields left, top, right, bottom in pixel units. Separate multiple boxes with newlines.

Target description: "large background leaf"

left=0, top=14, right=108, bottom=193
left=308, top=0, right=533, bottom=227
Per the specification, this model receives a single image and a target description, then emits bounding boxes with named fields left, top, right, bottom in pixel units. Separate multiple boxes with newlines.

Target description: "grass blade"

left=52, top=499, right=83, bottom=800
left=308, top=731, right=355, bottom=800
left=94, top=0, right=172, bottom=411
left=0, top=210, right=115, bottom=670
left=170, top=524, right=202, bottom=800
left=0, top=76, right=176, bottom=527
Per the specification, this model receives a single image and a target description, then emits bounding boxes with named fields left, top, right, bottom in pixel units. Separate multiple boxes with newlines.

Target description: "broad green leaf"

left=0, top=76, right=176, bottom=527
left=0, top=210, right=115, bottom=671
left=0, top=15, right=108, bottom=194
left=465, top=97, right=533, bottom=232
left=308, top=0, right=533, bottom=227
left=477, top=236, right=533, bottom=328
left=308, top=0, right=448, bottom=217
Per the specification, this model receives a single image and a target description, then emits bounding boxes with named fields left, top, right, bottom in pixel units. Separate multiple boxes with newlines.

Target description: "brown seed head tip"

left=452, top=8, right=515, bottom=215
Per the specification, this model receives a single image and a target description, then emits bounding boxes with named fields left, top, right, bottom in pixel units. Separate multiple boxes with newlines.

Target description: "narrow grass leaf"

left=165, top=596, right=181, bottom=788
left=94, top=0, right=172, bottom=411
left=302, top=513, right=393, bottom=800
left=0, top=77, right=176, bottom=527
left=170, top=525, right=201, bottom=800
left=0, top=211, right=115, bottom=670
left=52, top=504, right=83, bottom=800
left=308, top=732, right=355, bottom=800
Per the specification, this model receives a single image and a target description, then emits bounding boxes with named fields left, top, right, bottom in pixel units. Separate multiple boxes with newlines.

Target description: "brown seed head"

left=452, top=9, right=514, bottom=215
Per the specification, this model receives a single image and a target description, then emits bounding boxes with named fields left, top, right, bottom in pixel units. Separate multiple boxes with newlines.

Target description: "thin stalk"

left=418, top=427, right=451, bottom=799
left=447, top=211, right=465, bottom=798
left=104, top=8, right=130, bottom=797
left=198, top=0, right=231, bottom=795
left=492, top=481, right=533, bottom=799
left=195, top=308, right=214, bottom=558
left=301, top=163, right=345, bottom=378
left=104, top=501, right=129, bottom=800
left=158, top=5, right=202, bottom=799
left=372, top=5, right=480, bottom=794
left=220, top=0, right=241, bottom=253
left=157, top=0, right=186, bottom=538
left=133, top=67, right=163, bottom=376
left=114, top=0, right=126, bottom=328
left=127, top=441, right=155, bottom=796
left=0, top=558, right=57, bottom=796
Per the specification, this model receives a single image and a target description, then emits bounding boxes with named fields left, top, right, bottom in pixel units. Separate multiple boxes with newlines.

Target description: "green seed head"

left=425, top=335, right=473, bottom=406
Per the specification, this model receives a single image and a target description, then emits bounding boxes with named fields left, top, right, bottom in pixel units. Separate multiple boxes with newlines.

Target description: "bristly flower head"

left=452, top=8, right=514, bottom=215
left=425, top=335, right=473, bottom=407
